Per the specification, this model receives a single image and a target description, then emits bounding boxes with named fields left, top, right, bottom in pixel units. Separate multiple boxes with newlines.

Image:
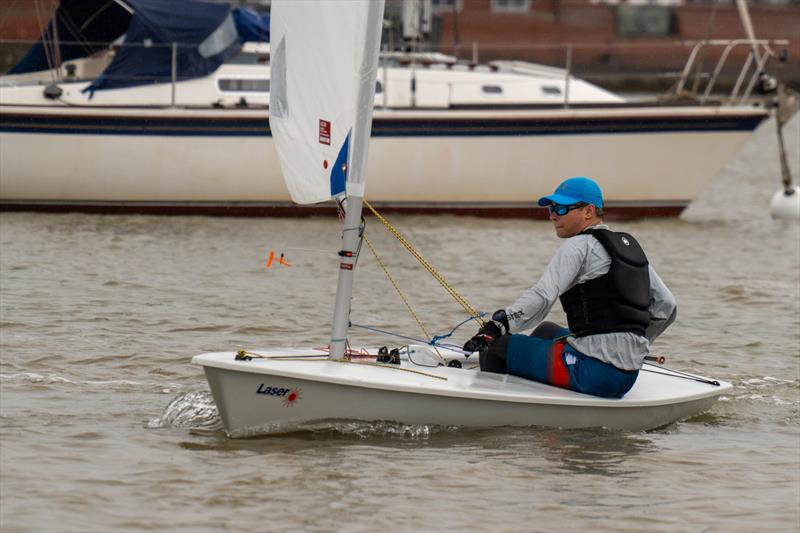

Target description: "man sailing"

left=463, top=177, right=677, bottom=398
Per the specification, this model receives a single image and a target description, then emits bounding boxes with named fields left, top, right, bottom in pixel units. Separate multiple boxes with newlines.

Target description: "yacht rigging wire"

left=33, top=0, right=58, bottom=85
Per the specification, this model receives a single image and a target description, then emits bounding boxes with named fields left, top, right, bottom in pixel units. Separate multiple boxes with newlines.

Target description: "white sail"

left=268, top=0, right=385, bottom=204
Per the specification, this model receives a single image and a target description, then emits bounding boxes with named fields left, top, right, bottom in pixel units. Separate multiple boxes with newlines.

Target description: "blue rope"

left=351, top=312, right=485, bottom=350
left=429, top=312, right=486, bottom=344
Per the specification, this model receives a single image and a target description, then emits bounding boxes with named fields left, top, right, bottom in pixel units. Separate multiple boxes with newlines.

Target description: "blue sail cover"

left=8, top=0, right=131, bottom=75
left=232, top=8, right=270, bottom=43
left=85, top=0, right=240, bottom=94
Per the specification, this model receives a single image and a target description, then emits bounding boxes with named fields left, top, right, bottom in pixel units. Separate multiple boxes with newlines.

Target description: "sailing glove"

left=462, top=310, right=509, bottom=354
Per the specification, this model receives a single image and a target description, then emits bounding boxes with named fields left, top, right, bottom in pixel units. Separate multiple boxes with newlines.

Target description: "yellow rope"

left=363, top=199, right=485, bottom=327
left=361, top=233, right=444, bottom=362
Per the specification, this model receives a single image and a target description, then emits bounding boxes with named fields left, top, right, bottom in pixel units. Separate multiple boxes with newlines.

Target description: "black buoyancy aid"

left=559, top=229, right=651, bottom=337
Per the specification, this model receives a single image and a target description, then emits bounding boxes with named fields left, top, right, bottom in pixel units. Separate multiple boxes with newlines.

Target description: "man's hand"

left=462, top=310, right=510, bottom=355
left=463, top=320, right=503, bottom=354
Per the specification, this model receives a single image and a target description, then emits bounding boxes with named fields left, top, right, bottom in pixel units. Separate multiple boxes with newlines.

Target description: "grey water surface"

left=1, top=117, right=799, bottom=532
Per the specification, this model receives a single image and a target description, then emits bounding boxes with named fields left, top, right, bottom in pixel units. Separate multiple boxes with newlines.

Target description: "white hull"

left=0, top=105, right=765, bottom=216
left=193, top=349, right=731, bottom=436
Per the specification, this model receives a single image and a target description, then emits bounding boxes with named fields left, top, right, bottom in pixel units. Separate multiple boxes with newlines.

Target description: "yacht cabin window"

left=217, top=78, right=270, bottom=93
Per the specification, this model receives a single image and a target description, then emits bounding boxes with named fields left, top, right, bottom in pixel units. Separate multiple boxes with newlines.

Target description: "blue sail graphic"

left=329, top=130, right=351, bottom=197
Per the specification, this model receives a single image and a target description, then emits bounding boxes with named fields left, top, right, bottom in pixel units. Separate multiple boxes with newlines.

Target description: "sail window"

left=218, top=78, right=271, bottom=93
left=542, top=86, right=562, bottom=95
left=376, top=81, right=383, bottom=94
left=482, top=85, right=503, bottom=94
left=270, top=36, right=288, bottom=118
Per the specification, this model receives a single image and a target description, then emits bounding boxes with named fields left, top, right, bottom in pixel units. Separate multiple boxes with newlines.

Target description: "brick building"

left=2, top=0, right=798, bottom=87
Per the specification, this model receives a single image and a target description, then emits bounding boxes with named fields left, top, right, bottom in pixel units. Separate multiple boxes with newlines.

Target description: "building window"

left=490, top=0, right=531, bottom=14
left=431, top=0, right=463, bottom=13
left=616, top=6, right=676, bottom=38
left=217, top=78, right=271, bottom=93
left=376, top=80, right=383, bottom=94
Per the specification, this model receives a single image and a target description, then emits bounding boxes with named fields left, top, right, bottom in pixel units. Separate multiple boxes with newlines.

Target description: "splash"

left=147, top=391, right=223, bottom=431
left=726, top=376, right=799, bottom=406
left=228, top=419, right=459, bottom=440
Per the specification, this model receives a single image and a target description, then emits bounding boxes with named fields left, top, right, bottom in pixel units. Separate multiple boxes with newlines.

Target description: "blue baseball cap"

left=537, top=177, right=604, bottom=208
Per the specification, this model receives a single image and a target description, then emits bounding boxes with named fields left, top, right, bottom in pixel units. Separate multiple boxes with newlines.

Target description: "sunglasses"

left=547, top=202, right=587, bottom=216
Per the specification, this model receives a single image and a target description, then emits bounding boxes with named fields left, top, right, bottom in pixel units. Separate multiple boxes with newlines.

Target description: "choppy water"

left=1, top=117, right=799, bottom=532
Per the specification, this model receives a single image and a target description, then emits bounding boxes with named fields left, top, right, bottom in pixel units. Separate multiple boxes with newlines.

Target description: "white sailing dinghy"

left=193, top=0, right=731, bottom=437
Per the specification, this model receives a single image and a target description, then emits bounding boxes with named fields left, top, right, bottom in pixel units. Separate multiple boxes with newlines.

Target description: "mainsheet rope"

left=363, top=199, right=485, bottom=327
left=360, top=232, right=445, bottom=362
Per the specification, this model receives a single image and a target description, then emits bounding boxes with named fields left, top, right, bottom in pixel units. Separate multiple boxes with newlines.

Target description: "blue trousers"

left=505, top=327, right=638, bottom=399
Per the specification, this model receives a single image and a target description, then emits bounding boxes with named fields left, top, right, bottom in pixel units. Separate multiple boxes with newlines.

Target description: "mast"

left=329, top=0, right=385, bottom=360
left=329, top=196, right=364, bottom=360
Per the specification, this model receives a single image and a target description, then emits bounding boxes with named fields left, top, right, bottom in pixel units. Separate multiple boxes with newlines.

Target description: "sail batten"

left=268, top=0, right=385, bottom=205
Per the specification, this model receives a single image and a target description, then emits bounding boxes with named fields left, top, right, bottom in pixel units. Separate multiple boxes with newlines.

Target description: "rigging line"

left=283, top=247, right=336, bottom=255
left=365, top=198, right=477, bottom=320
left=235, top=350, right=447, bottom=380
left=430, top=312, right=487, bottom=344
left=111, top=0, right=134, bottom=15
left=350, top=322, right=472, bottom=356
left=361, top=232, right=445, bottom=363
left=33, top=0, right=56, bottom=85
left=51, top=1, right=62, bottom=81
left=59, top=6, right=96, bottom=55
left=236, top=350, right=328, bottom=360
left=351, top=322, right=436, bottom=346
left=641, top=365, right=720, bottom=386
left=336, top=197, right=365, bottom=268
left=80, top=1, right=118, bottom=33
left=363, top=199, right=485, bottom=327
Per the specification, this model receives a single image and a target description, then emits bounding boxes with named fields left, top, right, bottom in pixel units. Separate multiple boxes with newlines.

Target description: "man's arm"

left=645, top=265, right=677, bottom=343
left=505, top=238, right=588, bottom=333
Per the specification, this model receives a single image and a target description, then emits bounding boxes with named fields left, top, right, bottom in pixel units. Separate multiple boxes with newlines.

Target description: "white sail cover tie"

left=269, top=0, right=385, bottom=205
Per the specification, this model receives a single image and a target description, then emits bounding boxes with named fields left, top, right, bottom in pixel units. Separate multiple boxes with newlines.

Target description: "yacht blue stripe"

left=0, top=113, right=764, bottom=136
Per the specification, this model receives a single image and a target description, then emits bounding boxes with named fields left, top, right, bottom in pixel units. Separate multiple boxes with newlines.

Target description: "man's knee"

left=479, top=334, right=509, bottom=374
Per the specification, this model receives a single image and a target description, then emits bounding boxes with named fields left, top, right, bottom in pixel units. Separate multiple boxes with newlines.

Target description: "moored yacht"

left=0, top=0, right=789, bottom=218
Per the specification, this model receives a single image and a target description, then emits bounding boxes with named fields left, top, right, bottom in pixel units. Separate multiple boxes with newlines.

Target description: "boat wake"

left=727, top=376, right=799, bottom=407
left=147, top=391, right=224, bottom=432
left=148, top=390, right=460, bottom=438
left=227, top=419, right=460, bottom=440
left=0, top=372, right=182, bottom=392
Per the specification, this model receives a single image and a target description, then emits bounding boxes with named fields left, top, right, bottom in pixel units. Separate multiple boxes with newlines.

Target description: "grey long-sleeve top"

left=505, top=224, right=677, bottom=371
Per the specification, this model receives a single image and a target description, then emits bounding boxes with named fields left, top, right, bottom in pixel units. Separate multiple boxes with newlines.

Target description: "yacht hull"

left=0, top=105, right=766, bottom=217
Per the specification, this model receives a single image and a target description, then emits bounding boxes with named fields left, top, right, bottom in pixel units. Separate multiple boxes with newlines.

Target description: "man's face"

left=549, top=204, right=595, bottom=238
